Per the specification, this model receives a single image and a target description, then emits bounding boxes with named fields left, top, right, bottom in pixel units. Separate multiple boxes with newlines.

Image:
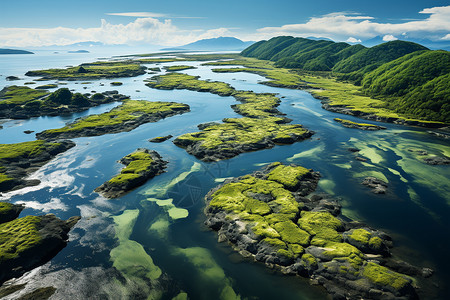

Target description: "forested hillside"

left=241, top=36, right=449, bottom=123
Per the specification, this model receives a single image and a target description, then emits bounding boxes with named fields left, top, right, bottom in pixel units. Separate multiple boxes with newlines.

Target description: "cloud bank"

left=0, top=17, right=231, bottom=47
left=0, top=6, right=449, bottom=47
left=255, top=6, right=450, bottom=42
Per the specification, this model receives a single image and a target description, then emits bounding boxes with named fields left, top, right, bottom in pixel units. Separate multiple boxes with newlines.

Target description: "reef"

left=0, top=140, right=75, bottom=193
left=36, top=100, right=190, bottom=140
left=95, top=149, right=168, bottom=198
left=204, top=162, right=433, bottom=300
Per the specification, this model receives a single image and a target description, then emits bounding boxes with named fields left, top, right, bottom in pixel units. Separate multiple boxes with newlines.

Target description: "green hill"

left=332, top=40, right=428, bottom=73
left=240, top=36, right=449, bottom=123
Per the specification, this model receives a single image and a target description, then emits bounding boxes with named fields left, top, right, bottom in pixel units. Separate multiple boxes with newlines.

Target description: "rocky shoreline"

left=204, top=162, right=433, bottom=299
left=95, top=149, right=167, bottom=198
left=36, top=101, right=190, bottom=140
left=334, top=118, right=387, bottom=131
left=0, top=208, right=80, bottom=284
left=0, top=140, right=75, bottom=193
left=318, top=96, right=445, bottom=129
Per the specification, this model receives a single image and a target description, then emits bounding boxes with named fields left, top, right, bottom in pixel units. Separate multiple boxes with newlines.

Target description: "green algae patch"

left=164, top=65, right=196, bottom=72
left=172, top=247, right=241, bottom=300
left=334, top=118, right=386, bottom=130
left=110, top=209, right=162, bottom=281
left=363, top=262, right=411, bottom=292
left=174, top=117, right=311, bottom=161
left=147, top=198, right=189, bottom=220
left=267, top=163, right=310, bottom=189
left=37, top=99, right=189, bottom=140
left=146, top=73, right=235, bottom=96
left=0, top=216, right=42, bottom=262
left=0, top=85, right=48, bottom=105
left=298, top=211, right=343, bottom=243
left=26, top=61, right=147, bottom=80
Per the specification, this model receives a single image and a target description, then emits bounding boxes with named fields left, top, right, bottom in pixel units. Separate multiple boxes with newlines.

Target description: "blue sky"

left=1, top=0, right=449, bottom=47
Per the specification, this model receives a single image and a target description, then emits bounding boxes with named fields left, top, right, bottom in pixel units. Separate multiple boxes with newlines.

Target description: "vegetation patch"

left=36, top=99, right=189, bottom=140
left=164, top=65, right=196, bottom=72
left=334, top=118, right=386, bottom=130
left=0, top=86, right=128, bottom=120
left=204, top=162, right=432, bottom=299
left=174, top=117, right=311, bottom=161
left=95, top=149, right=168, bottom=198
left=25, top=61, right=147, bottom=80
left=0, top=140, right=75, bottom=192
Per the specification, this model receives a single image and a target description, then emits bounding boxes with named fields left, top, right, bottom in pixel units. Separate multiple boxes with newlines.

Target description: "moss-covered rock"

left=334, top=118, right=387, bottom=130
left=0, top=140, right=75, bottom=192
left=36, top=100, right=190, bottom=140
left=0, top=202, right=24, bottom=224
left=174, top=117, right=312, bottom=161
left=0, top=214, right=80, bottom=284
left=95, top=149, right=167, bottom=198
left=204, top=162, right=431, bottom=300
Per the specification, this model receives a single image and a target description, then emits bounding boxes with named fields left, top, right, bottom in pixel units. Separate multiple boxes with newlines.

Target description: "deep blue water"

left=0, top=53, right=449, bottom=299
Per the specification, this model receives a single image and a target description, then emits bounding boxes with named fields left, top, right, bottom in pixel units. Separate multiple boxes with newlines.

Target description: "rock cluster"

left=204, top=163, right=432, bottom=299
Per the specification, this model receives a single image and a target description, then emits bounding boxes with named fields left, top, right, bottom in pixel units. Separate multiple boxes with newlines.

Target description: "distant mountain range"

left=163, top=37, right=255, bottom=51
left=0, top=48, right=34, bottom=55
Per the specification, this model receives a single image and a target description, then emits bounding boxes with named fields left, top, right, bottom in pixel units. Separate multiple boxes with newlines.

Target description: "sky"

left=1, top=0, right=449, bottom=47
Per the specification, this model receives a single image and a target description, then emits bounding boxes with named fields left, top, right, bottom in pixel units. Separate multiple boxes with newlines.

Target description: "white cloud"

left=442, top=34, right=450, bottom=40
left=0, top=18, right=232, bottom=47
left=346, top=37, right=362, bottom=43
left=382, top=34, right=398, bottom=41
left=107, top=12, right=167, bottom=18
left=254, top=6, right=450, bottom=41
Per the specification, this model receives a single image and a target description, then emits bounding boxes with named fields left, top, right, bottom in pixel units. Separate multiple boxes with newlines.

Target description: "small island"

left=163, top=65, right=196, bottom=72
left=0, top=86, right=128, bottom=119
left=95, top=149, right=167, bottom=198
left=334, top=118, right=387, bottom=130
left=0, top=140, right=75, bottom=192
left=0, top=49, right=34, bottom=55
left=174, top=117, right=312, bottom=161
left=0, top=201, right=80, bottom=284
left=204, top=162, right=434, bottom=299
left=36, top=100, right=190, bottom=140
left=25, top=61, right=147, bottom=80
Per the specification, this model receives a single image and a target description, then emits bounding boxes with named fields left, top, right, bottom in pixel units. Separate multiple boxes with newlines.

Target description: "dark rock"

left=361, top=177, right=388, bottom=194
left=0, top=202, right=24, bottom=224
left=348, top=147, right=360, bottom=152
left=423, top=156, right=450, bottom=165
left=149, top=135, right=173, bottom=143
left=23, top=130, right=34, bottom=134
left=6, top=76, right=20, bottom=81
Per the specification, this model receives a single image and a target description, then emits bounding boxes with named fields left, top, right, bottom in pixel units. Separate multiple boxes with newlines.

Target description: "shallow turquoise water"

left=0, top=53, right=449, bottom=299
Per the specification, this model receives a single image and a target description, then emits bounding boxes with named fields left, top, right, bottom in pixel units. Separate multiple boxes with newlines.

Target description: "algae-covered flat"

left=36, top=99, right=190, bottom=140
left=0, top=140, right=75, bottom=192
left=204, top=162, right=434, bottom=299
left=25, top=61, right=147, bottom=80
left=0, top=86, right=128, bottom=120
left=334, top=118, right=387, bottom=130
left=164, top=65, right=196, bottom=72
left=95, top=149, right=167, bottom=198
left=174, top=117, right=312, bottom=161
left=0, top=208, right=80, bottom=284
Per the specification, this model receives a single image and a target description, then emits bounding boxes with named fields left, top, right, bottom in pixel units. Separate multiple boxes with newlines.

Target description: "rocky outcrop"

left=0, top=202, right=24, bottom=224
left=361, top=177, right=388, bottom=194
left=334, top=118, right=386, bottom=130
left=0, top=214, right=80, bottom=284
left=149, top=135, right=173, bottom=143
left=204, top=163, right=433, bottom=300
left=94, top=149, right=167, bottom=198
left=0, top=140, right=75, bottom=193
left=423, top=156, right=450, bottom=165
